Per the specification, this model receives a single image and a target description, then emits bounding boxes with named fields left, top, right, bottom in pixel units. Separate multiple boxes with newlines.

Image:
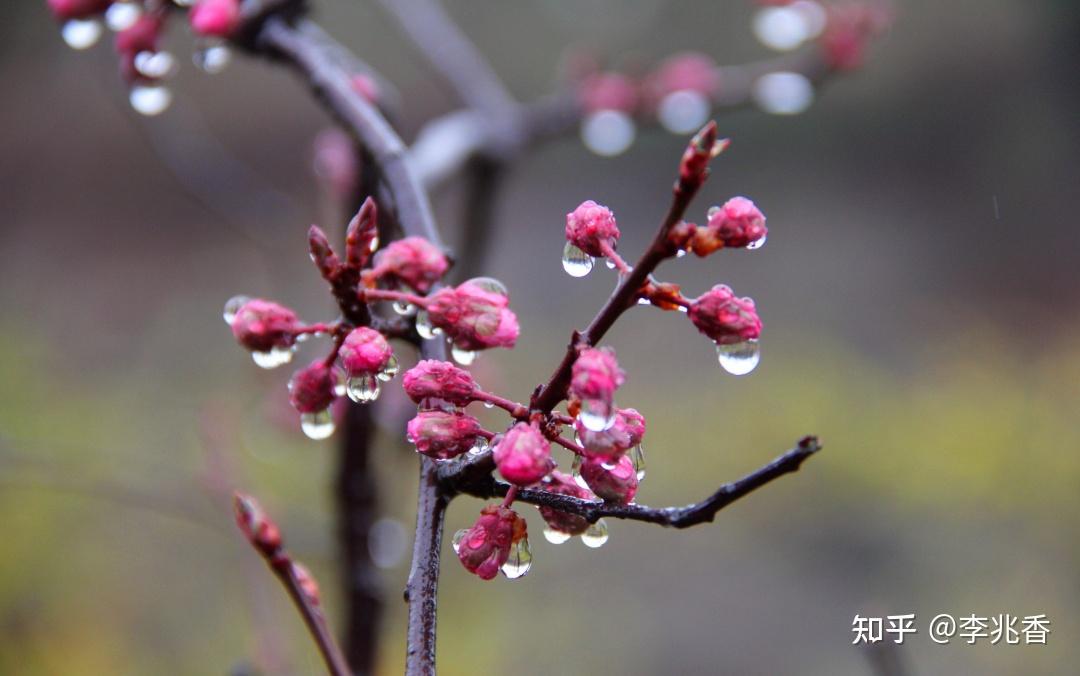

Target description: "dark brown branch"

left=272, top=560, right=354, bottom=676
left=447, top=437, right=821, bottom=528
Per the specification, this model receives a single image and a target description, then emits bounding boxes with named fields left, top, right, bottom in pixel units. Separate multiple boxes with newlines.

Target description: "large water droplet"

left=468, top=436, right=490, bottom=456
left=752, top=72, right=813, bottom=115
left=451, top=528, right=468, bottom=554
left=658, top=89, right=711, bottom=135
left=581, top=109, right=636, bottom=157
left=501, top=537, right=533, bottom=579
left=747, top=234, right=767, bottom=250
left=415, top=310, right=438, bottom=340
left=300, top=409, right=335, bottom=439
left=223, top=295, right=249, bottom=325
left=105, top=2, right=141, bottom=31
left=129, top=85, right=172, bottom=116
left=346, top=374, right=381, bottom=403
left=466, top=276, right=508, bottom=298
left=193, top=40, right=231, bottom=74
left=251, top=345, right=294, bottom=369
left=580, top=519, right=610, bottom=548
left=62, top=19, right=103, bottom=50
left=134, top=51, right=177, bottom=80
left=451, top=345, right=477, bottom=366
left=543, top=528, right=572, bottom=544
left=630, top=444, right=646, bottom=481
left=717, top=339, right=760, bottom=375
left=578, top=399, right=615, bottom=432
left=377, top=354, right=400, bottom=382
left=570, top=454, right=589, bottom=489
left=561, top=242, right=594, bottom=278
left=605, top=257, right=617, bottom=270
left=753, top=6, right=811, bottom=51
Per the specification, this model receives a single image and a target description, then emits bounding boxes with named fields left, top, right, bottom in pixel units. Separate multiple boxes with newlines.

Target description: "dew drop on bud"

left=543, top=527, right=572, bottom=545
left=377, top=354, right=400, bottom=382
left=675, top=249, right=688, bottom=258
left=451, top=345, right=477, bottom=366
left=580, top=519, right=610, bottom=548
left=747, top=234, right=767, bottom=250
left=222, top=295, right=249, bottom=325
left=605, top=258, right=616, bottom=270
left=630, top=444, right=646, bottom=480
left=658, top=89, right=711, bottom=135
left=561, top=242, right=594, bottom=278
left=415, top=310, right=437, bottom=340
left=466, top=276, right=508, bottom=298
left=346, top=374, right=381, bottom=403
left=637, top=297, right=652, bottom=306
left=369, top=235, right=380, bottom=253
left=193, top=40, right=231, bottom=74
left=105, top=2, right=141, bottom=32
left=581, top=109, right=635, bottom=157
left=62, top=19, right=103, bottom=50
left=716, top=339, right=761, bottom=375
left=129, top=85, right=172, bottom=116
left=468, top=436, right=490, bottom=456
left=252, top=345, right=294, bottom=369
left=570, top=454, right=589, bottom=489
left=501, top=536, right=533, bottom=579
left=392, top=300, right=416, bottom=316
left=300, top=409, right=335, bottom=440
left=578, top=399, right=615, bottom=432
left=451, top=528, right=468, bottom=554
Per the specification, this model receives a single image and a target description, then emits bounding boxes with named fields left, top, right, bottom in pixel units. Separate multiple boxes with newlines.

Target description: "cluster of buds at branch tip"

left=670, top=196, right=768, bottom=255
left=453, top=505, right=531, bottom=580
left=678, top=120, right=730, bottom=189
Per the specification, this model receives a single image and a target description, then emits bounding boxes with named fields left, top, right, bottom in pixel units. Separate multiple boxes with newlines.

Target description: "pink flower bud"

left=578, top=72, right=639, bottom=114
left=493, top=422, right=553, bottom=486
left=47, top=0, right=109, bottom=20
left=565, top=200, right=620, bottom=258
left=345, top=197, right=378, bottom=269
left=679, top=121, right=728, bottom=187
left=581, top=455, right=638, bottom=504
left=308, top=225, right=342, bottom=281
left=537, top=472, right=596, bottom=536
left=189, top=0, right=240, bottom=38
left=233, top=492, right=282, bottom=553
left=688, top=285, right=762, bottom=345
left=291, top=562, right=321, bottom=606
left=368, top=236, right=449, bottom=293
left=705, top=196, right=767, bottom=249
left=339, top=327, right=392, bottom=377
left=645, top=52, right=719, bottom=101
left=407, top=410, right=482, bottom=460
left=230, top=299, right=301, bottom=353
left=402, top=360, right=478, bottom=406
left=570, top=347, right=625, bottom=404
left=426, top=281, right=519, bottom=351
left=288, top=361, right=339, bottom=414
left=455, top=505, right=526, bottom=580
left=575, top=408, right=645, bottom=460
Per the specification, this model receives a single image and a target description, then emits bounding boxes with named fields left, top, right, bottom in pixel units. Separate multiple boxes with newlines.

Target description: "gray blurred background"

left=1, top=1, right=1078, bottom=674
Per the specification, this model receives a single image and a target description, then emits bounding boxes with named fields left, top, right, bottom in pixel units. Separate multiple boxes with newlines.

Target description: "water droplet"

left=630, top=444, right=646, bottom=480
left=465, top=276, right=508, bottom=298
left=752, top=72, right=813, bottom=116
left=747, top=234, right=767, bottom=250
left=129, top=85, right=172, bottom=116
left=543, top=528, right=572, bottom=544
left=415, top=311, right=437, bottom=339
left=300, top=409, right=335, bottom=439
left=134, top=51, right=177, bottom=80
left=377, top=354, right=400, bottom=381
left=716, top=339, right=761, bottom=375
left=501, top=536, right=533, bottom=579
left=675, top=249, right=688, bottom=258
left=251, top=345, right=294, bottom=369
left=222, top=295, right=249, bottom=325
left=61, top=19, right=103, bottom=50
left=581, top=109, right=635, bottom=157
left=105, top=2, right=141, bottom=31
left=193, top=40, right=231, bottom=74
left=369, top=235, right=380, bottom=252
left=707, top=205, right=721, bottom=220
left=578, top=399, right=615, bottom=432
left=346, top=374, right=381, bottom=403
left=468, top=437, right=490, bottom=456
left=561, top=242, right=594, bottom=277
left=451, top=345, right=477, bottom=366
left=483, top=401, right=494, bottom=409
left=580, top=519, right=609, bottom=548
left=570, top=454, right=589, bottom=489
left=451, top=528, right=468, bottom=554
left=637, top=297, right=651, bottom=306
left=753, top=6, right=811, bottom=51
left=392, top=300, right=416, bottom=316
left=605, top=257, right=616, bottom=270
left=658, top=89, right=711, bottom=135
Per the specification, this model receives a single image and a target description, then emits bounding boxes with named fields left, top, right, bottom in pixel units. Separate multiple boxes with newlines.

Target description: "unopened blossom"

left=688, top=285, right=762, bottom=345
left=565, top=200, right=620, bottom=258
left=288, top=362, right=339, bottom=414
left=538, top=472, right=596, bottom=536
left=407, top=410, right=482, bottom=460
left=307, top=225, right=342, bottom=281
left=339, top=327, right=393, bottom=377
left=291, top=562, right=321, bottom=606
left=426, top=281, right=519, bottom=351
left=581, top=455, right=639, bottom=504
left=570, top=347, right=625, bottom=404
left=189, top=0, right=240, bottom=38
left=575, top=408, right=646, bottom=460
left=456, top=505, right=526, bottom=580
left=368, top=236, right=449, bottom=293
left=695, top=196, right=767, bottom=251
left=645, top=52, right=719, bottom=101
left=230, top=299, right=301, bottom=353
left=402, top=360, right=478, bottom=407
left=233, top=492, right=281, bottom=553
left=678, top=121, right=728, bottom=187
left=579, top=72, right=639, bottom=114
left=493, top=422, right=552, bottom=486
left=47, top=0, right=109, bottom=20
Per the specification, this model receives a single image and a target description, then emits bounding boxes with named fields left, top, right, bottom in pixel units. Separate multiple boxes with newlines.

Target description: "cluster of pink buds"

left=224, top=197, right=514, bottom=440
left=45, top=0, right=244, bottom=116
left=453, top=506, right=531, bottom=580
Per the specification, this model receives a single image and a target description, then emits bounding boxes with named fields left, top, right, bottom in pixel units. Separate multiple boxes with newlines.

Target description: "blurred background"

left=2, top=0, right=1078, bottom=674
